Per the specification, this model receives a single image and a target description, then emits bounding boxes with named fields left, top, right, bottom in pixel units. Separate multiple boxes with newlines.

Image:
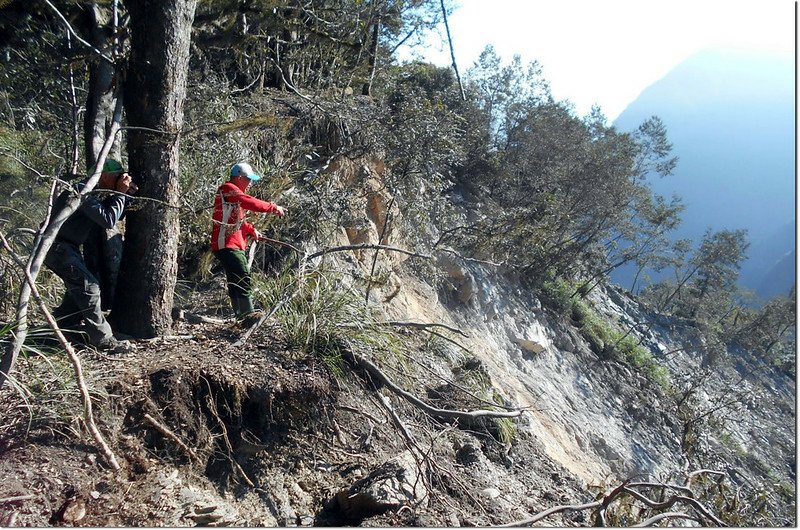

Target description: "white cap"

left=230, top=162, right=261, bottom=181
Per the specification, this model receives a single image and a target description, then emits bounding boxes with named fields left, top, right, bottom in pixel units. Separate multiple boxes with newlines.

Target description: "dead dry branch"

left=386, top=320, right=469, bottom=337
left=500, top=471, right=728, bottom=527
left=0, top=95, right=123, bottom=391
left=306, top=243, right=432, bottom=262
left=142, top=413, right=199, bottom=463
left=0, top=231, right=121, bottom=471
left=348, top=350, right=522, bottom=423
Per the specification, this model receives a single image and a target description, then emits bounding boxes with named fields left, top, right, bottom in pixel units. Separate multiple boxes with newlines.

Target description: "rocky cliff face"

left=310, top=154, right=796, bottom=520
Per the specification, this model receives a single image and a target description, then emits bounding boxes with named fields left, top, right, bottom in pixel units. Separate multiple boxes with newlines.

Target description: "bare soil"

left=0, top=282, right=590, bottom=527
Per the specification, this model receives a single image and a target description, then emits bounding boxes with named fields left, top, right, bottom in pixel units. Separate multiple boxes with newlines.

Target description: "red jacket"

left=211, top=181, right=280, bottom=252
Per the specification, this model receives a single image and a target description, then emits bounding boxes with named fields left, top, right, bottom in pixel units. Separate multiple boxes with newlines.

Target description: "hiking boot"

left=232, top=296, right=255, bottom=318
left=94, top=337, right=137, bottom=355
left=238, top=309, right=265, bottom=328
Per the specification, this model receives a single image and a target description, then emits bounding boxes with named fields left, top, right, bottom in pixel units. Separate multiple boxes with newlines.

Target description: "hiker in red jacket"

left=211, top=162, right=286, bottom=323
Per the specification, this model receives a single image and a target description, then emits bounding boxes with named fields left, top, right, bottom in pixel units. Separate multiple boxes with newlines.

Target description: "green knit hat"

left=103, top=159, right=124, bottom=173
left=89, top=159, right=124, bottom=175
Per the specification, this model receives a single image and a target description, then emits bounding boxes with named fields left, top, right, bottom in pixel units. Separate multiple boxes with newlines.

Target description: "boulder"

left=333, top=451, right=427, bottom=522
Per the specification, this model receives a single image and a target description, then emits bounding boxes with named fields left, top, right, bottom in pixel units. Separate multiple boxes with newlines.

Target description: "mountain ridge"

left=612, top=46, right=795, bottom=299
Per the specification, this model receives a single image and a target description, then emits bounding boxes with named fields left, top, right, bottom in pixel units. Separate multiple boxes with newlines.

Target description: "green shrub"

left=253, top=266, right=401, bottom=376
left=556, top=288, right=673, bottom=390
left=494, top=417, right=517, bottom=445
left=539, top=276, right=575, bottom=315
left=608, top=330, right=670, bottom=389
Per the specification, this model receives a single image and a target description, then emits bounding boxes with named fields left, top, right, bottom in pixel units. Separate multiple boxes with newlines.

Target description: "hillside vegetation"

left=0, top=1, right=795, bottom=526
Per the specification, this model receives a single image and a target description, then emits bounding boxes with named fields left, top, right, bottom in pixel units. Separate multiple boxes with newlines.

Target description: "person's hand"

left=275, top=205, right=286, bottom=217
left=253, top=229, right=262, bottom=240
left=115, top=173, right=136, bottom=194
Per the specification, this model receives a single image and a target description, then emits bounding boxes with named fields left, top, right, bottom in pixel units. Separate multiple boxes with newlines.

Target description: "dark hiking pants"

left=44, top=240, right=114, bottom=345
left=214, top=248, right=253, bottom=300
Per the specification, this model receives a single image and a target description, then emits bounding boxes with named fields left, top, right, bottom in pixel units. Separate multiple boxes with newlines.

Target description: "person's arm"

left=222, top=185, right=284, bottom=216
left=79, top=194, right=127, bottom=229
left=74, top=179, right=128, bottom=229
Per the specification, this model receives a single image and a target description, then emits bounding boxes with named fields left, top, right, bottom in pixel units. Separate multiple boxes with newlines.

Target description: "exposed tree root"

left=347, top=350, right=523, bottom=423
left=142, top=413, right=199, bottom=463
left=500, top=471, right=728, bottom=527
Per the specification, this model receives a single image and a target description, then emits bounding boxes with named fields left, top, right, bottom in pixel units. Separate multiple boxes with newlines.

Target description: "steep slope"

left=0, top=93, right=794, bottom=527
left=612, top=47, right=795, bottom=299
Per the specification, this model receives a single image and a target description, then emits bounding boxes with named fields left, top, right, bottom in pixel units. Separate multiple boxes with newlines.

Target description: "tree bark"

left=113, top=0, right=197, bottom=338
left=361, top=16, right=380, bottom=96
left=83, top=4, right=125, bottom=310
left=84, top=3, right=122, bottom=170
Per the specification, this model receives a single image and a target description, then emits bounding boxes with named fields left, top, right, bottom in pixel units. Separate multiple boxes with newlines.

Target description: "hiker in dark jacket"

left=44, top=159, right=137, bottom=353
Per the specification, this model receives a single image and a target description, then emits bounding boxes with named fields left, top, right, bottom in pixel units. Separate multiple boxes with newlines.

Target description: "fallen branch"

left=174, top=310, right=226, bottom=325
left=397, top=349, right=522, bottom=412
left=0, top=494, right=35, bottom=504
left=386, top=320, right=469, bottom=338
left=633, top=511, right=700, bottom=527
left=339, top=403, right=388, bottom=425
left=306, top=243, right=432, bottom=262
left=498, top=499, right=603, bottom=527
left=376, top=393, right=427, bottom=474
left=427, top=328, right=472, bottom=354
left=628, top=481, right=693, bottom=497
left=143, top=413, right=199, bottom=463
left=621, top=487, right=725, bottom=527
left=0, top=231, right=121, bottom=471
left=595, top=482, right=632, bottom=526
left=500, top=476, right=727, bottom=528
left=234, top=291, right=290, bottom=348
left=687, top=468, right=727, bottom=483
left=255, top=235, right=301, bottom=254
left=142, top=335, right=194, bottom=342
left=337, top=320, right=470, bottom=340
left=436, top=247, right=506, bottom=267
left=348, top=350, right=522, bottom=422
left=235, top=255, right=310, bottom=348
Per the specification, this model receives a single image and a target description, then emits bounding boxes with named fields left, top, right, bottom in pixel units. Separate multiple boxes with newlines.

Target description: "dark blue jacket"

left=52, top=181, right=128, bottom=246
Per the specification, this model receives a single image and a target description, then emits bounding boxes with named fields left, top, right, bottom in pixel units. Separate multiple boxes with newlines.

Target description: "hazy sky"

left=404, top=0, right=796, bottom=121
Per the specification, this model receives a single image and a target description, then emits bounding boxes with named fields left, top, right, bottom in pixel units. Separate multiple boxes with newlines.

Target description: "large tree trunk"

left=84, top=3, right=122, bottom=171
left=112, top=0, right=197, bottom=338
left=84, top=3, right=124, bottom=309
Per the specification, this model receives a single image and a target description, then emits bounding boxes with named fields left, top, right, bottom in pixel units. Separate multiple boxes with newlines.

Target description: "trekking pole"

left=255, top=235, right=301, bottom=254
left=248, top=235, right=301, bottom=270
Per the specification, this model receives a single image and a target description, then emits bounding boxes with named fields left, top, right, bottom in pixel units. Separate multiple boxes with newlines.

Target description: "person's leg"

left=214, top=248, right=255, bottom=317
left=82, top=225, right=122, bottom=311
left=45, top=241, right=114, bottom=345
left=52, top=292, right=83, bottom=331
